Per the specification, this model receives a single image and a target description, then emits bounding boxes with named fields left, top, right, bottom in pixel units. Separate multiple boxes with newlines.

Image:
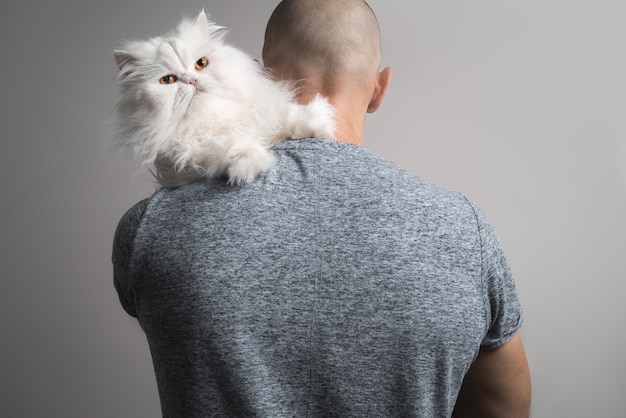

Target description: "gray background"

left=1, top=0, right=625, bottom=417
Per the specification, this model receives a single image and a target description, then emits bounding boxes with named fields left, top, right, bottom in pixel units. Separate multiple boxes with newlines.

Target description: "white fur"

left=109, top=10, right=335, bottom=187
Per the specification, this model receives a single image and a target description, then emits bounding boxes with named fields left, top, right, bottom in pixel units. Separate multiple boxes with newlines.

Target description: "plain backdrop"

left=1, top=0, right=625, bottom=417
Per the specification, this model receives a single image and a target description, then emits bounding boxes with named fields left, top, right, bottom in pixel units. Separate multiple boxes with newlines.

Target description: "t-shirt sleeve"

left=111, top=199, right=150, bottom=318
left=467, top=199, right=524, bottom=349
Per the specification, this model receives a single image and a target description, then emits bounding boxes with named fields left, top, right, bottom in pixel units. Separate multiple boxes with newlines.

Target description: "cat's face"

left=114, top=11, right=235, bottom=126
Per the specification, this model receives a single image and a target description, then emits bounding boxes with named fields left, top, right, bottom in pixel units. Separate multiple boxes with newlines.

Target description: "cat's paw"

left=226, top=143, right=275, bottom=185
left=293, top=94, right=336, bottom=139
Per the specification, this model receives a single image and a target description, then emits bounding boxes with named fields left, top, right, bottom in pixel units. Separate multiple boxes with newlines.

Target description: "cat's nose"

left=182, top=75, right=198, bottom=86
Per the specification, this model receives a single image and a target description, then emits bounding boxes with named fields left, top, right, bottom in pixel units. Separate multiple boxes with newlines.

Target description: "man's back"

left=113, top=139, right=522, bottom=417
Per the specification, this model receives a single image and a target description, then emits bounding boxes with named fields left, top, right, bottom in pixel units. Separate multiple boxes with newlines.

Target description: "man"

left=113, top=0, right=531, bottom=416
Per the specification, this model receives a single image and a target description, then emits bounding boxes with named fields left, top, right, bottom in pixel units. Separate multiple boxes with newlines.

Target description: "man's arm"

left=112, top=199, right=150, bottom=318
left=453, top=332, right=531, bottom=418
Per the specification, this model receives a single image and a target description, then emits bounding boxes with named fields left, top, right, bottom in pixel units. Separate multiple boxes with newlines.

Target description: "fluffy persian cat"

left=110, top=10, right=335, bottom=187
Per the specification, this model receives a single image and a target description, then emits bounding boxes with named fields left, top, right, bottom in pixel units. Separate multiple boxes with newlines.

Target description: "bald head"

left=263, top=0, right=391, bottom=145
left=263, top=0, right=382, bottom=93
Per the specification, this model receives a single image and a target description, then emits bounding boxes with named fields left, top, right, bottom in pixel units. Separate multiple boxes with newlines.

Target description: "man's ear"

left=367, top=66, right=392, bottom=113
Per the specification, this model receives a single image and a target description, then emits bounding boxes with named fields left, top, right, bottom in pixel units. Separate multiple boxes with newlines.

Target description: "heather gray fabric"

left=112, top=138, right=523, bottom=417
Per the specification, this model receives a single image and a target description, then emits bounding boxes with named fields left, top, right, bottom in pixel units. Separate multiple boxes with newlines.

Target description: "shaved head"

left=263, top=0, right=391, bottom=145
left=263, top=0, right=382, bottom=93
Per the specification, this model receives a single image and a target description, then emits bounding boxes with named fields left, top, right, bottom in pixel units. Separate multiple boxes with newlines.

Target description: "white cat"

left=110, top=10, right=335, bottom=187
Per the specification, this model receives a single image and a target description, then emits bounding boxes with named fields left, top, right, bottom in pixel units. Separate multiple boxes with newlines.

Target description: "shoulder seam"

left=463, top=195, right=492, bottom=340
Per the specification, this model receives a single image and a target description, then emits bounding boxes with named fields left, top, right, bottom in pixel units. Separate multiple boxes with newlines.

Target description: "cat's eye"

left=195, top=57, right=209, bottom=70
left=159, top=75, right=178, bottom=85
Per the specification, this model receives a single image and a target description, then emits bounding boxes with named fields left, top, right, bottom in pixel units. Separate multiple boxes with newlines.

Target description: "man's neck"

left=328, top=93, right=368, bottom=146
left=330, top=115, right=364, bottom=146
left=293, top=85, right=368, bottom=146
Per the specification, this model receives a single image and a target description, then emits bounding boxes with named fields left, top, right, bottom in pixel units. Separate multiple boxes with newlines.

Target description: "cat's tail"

left=284, top=94, right=336, bottom=141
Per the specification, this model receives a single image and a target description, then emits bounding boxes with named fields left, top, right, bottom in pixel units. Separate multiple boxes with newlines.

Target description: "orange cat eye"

left=195, top=57, right=209, bottom=70
left=159, top=75, right=178, bottom=85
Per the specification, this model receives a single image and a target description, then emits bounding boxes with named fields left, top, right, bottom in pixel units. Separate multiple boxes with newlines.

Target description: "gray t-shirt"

left=113, top=139, right=523, bottom=417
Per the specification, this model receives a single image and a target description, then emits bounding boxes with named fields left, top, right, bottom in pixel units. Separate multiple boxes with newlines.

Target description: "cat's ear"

left=194, top=9, right=212, bottom=37
left=195, top=9, right=225, bottom=40
left=114, top=49, right=136, bottom=70
left=195, top=9, right=209, bottom=28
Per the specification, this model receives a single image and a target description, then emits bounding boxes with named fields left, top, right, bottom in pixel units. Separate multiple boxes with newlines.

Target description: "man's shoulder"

left=118, top=198, right=151, bottom=227
left=113, top=198, right=151, bottom=247
left=275, top=138, right=475, bottom=208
